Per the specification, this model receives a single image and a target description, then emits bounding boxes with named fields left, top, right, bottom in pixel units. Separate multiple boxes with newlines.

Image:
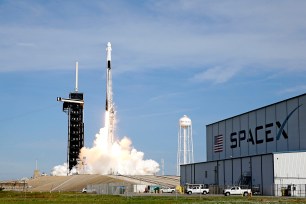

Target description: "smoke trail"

left=79, top=111, right=160, bottom=175
left=51, top=111, right=160, bottom=175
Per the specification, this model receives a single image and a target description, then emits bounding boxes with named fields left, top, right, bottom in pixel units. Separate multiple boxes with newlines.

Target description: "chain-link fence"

left=204, top=184, right=306, bottom=197
left=85, top=182, right=306, bottom=197
left=207, top=184, right=261, bottom=195
left=274, top=184, right=306, bottom=197
left=86, top=183, right=134, bottom=195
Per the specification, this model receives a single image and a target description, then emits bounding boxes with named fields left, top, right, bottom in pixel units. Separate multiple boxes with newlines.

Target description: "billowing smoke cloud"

left=51, top=163, right=76, bottom=176
left=79, top=126, right=160, bottom=175
left=51, top=111, right=160, bottom=176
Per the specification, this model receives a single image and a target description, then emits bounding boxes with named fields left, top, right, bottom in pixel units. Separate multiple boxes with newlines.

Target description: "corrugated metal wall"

left=207, top=94, right=306, bottom=161
left=181, top=152, right=306, bottom=196
left=270, top=152, right=306, bottom=196
left=181, top=154, right=274, bottom=195
left=274, top=152, right=306, bottom=184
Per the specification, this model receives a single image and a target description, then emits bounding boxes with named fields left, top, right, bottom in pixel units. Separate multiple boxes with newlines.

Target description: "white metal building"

left=181, top=93, right=306, bottom=196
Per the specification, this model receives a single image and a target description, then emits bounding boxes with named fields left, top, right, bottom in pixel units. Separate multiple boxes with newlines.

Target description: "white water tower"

left=177, top=115, right=194, bottom=176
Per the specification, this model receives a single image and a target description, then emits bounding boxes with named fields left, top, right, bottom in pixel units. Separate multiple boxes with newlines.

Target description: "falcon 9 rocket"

left=105, top=42, right=115, bottom=144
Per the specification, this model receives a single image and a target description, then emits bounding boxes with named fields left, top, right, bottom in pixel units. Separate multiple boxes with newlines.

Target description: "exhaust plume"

left=51, top=111, right=160, bottom=175
left=79, top=111, right=160, bottom=175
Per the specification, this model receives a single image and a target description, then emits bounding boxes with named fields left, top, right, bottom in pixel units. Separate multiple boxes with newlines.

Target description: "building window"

left=205, top=171, right=208, bottom=178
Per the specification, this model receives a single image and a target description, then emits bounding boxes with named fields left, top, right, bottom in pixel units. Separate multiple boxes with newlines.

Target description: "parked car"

left=223, top=186, right=251, bottom=196
left=161, top=187, right=176, bottom=193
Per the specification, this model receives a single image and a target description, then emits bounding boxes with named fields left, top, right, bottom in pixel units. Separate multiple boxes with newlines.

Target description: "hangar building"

left=181, top=93, right=306, bottom=196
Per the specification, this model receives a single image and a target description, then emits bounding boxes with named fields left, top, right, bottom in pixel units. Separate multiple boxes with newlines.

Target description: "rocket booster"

left=105, top=42, right=112, bottom=111
left=105, top=42, right=115, bottom=145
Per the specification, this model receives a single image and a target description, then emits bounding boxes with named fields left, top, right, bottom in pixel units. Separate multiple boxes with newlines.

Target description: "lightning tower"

left=105, top=42, right=115, bottom=145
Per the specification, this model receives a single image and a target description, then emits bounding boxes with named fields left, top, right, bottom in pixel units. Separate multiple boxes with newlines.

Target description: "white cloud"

left=0, top=0, right=306, bottom=79
left=192, top=66, right=241, bottom=84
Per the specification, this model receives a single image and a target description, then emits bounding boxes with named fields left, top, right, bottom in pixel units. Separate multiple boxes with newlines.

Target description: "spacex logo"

left=213, top=105, right=302, bottom=151
left=275, top=105, right=301, bottom=140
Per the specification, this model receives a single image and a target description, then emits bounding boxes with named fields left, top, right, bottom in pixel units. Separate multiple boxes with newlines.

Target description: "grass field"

left=1, top=191, right=306, bottom=204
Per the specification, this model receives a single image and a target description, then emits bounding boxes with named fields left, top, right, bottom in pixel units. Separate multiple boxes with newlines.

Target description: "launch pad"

left=56, top=42, right=116, bottom=174
left=55, top=42, right=159, bottom=176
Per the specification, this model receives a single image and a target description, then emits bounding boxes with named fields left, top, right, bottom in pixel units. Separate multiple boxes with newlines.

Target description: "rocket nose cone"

left=107, top=42, right=111, bottom=47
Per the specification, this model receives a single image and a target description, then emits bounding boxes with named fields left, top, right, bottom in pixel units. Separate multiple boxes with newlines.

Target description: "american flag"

left=214, top=134, right=223, bottom=152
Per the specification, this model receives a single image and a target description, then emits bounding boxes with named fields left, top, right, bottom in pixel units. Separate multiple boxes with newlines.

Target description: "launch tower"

left=57, top=62, right=84, bottom=173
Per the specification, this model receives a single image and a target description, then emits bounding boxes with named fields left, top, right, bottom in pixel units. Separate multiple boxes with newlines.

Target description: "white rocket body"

left=106, top=42, right=112, bottom=111
left=105, top=42, right=115, bottom=145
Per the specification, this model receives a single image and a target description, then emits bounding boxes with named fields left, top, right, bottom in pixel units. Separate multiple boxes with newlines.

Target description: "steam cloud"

left=51, top=111, right=160, bottom=176
left=79, top=127, right=160, bottom=175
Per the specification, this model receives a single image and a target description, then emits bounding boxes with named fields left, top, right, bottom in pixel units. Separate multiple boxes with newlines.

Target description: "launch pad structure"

left=57, top=62, right=84, bottom=174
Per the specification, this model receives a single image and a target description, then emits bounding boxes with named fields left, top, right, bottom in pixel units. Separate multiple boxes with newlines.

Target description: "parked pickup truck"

left=185, top=184, right=209, bottom=195
left=223, top=186, right=251, bottom=196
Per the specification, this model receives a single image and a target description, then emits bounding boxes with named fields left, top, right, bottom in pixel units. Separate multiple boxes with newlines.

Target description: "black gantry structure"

left=62, top=92, right=84, bottom=172
left=57, top=62, right=84, bottom=174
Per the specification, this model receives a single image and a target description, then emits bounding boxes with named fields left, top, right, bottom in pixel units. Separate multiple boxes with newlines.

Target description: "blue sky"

left=1, top=0, right=306, bottom=180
